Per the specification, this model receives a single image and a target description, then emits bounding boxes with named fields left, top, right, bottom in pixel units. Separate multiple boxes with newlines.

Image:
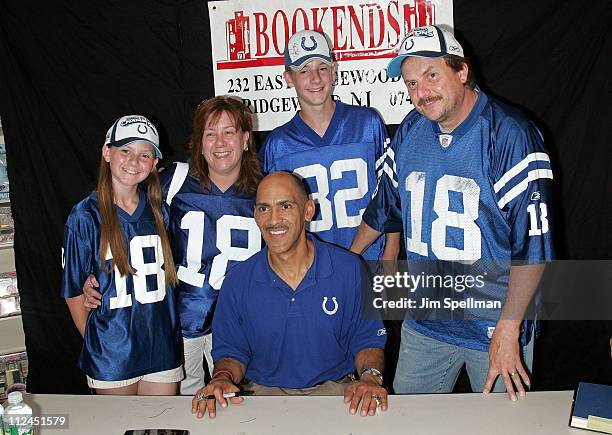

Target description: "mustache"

left=418, top=95, right=442, bottom=106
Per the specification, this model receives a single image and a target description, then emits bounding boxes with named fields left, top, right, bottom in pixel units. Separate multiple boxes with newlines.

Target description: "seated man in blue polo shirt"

left=192, top=171, right=387, bottom=419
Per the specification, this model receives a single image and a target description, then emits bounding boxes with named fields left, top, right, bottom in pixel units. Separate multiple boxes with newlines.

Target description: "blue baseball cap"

left=387, top=26, right=464, bottom=78
left=284, top=30, right=333, bottom=71
left=104, top=115, right=162, bottom=159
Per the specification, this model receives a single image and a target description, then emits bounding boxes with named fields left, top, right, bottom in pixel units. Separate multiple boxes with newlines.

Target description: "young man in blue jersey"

left=192, top=172, right=387, bottom=419
left=259, top=29, right=400, bottom=262
left=351, top=26, right=554, bottom=401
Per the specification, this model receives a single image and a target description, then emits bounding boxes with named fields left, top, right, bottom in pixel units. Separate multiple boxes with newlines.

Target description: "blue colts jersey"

left=364, top=92, right=555, bottom=351
left=160, top=163, right=262, bottom=339
left=260, top=101, right=389, bottom=261
left=60, top=190, right=182, bottom=381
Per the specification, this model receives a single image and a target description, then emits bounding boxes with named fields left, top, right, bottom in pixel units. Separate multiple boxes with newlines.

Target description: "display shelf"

left=0, top=246, right=14, bottom=275
left=0, top=315, right=25, bottom=355
left=0, top=221, right=23, bottom=356
left=0, top=243, right=14, bottom=253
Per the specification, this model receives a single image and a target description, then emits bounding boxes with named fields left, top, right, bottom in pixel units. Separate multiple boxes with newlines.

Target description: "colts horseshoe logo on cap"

left=402, top=37, right=415, bottom=52
left=301, top=35, right=317, bottom=51
left=137, top=124, right=148, bottom=134
left=322, top=296, right=338, bottom=315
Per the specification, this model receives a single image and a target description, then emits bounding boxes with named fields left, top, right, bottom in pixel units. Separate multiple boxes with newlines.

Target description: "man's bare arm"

left=382, top=232, right=401, bottom=260
left=344, top=348, right=387, bottom=416
left=354, top=347, right=385, bottom=376
left=484, top=263, right=545, bottom=400
left=350, top=221, right=383, bottom=255
left=192, top=357, right=247, bottom=419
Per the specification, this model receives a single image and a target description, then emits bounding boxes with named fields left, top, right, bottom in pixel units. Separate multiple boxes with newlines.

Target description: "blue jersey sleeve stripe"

left=497, top=168, right=553, bottom=208
left=374, top=150, right=386, bottom=170
left=376, top=163, right=399, bottom=189
left=165, top=162, right=189, bottom=205
left=494, top=152, right=550, bottom=193
left=374, top=138, right=391, bottom=169
left=496, top=158, right=552, bottom=199
left=375, top=147, right=399, bottom=189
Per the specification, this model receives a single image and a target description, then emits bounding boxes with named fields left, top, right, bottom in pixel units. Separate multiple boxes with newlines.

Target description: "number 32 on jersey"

left=294, top=158, right=369, bottom=232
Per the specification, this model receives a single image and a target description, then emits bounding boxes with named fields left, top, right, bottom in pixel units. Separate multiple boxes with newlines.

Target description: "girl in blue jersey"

left=61, top=115, right=182, bottom=395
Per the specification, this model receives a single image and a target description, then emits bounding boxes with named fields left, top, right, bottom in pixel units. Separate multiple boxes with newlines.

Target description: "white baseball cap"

left=104, top=115, right=162, bottom=159
left=387, top=26, right=464, bottom=78
left=284, top=30, right=333, bottom=71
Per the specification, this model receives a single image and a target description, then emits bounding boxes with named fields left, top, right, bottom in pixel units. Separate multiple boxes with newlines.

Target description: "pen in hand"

left=196, top=391, right=254, bottom=401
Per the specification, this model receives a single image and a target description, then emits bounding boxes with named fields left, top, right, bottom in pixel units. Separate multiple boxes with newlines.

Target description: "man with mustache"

left=351, top=26, right=554, bottom=400
left=192, top=172, right=388, bottom=419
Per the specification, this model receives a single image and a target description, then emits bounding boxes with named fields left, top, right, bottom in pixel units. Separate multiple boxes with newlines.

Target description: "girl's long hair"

left=97, top=154, right=178, bottom=286
left=188, top=96, right=261, bottom=194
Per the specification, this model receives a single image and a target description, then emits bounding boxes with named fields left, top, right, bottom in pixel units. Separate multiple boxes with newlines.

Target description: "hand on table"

left=343, top=376, right=388, bottom=416
left=191, top=377, right=242, bottom=419
left=483, top=324, right=530, bottom=401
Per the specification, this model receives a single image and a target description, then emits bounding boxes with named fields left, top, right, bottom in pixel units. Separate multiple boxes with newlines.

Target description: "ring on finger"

left=510, top=371, right=518, bottom=377
left=195, top=392, right=205, bottom=401
left=371, top=393, right=381, bottom=407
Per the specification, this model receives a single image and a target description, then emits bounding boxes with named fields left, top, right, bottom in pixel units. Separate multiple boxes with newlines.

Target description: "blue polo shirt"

left=212, top=236, right=386, bottom=388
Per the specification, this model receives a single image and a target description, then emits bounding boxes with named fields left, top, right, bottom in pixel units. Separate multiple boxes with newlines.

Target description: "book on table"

left=570, top=382, right=612, bottom=433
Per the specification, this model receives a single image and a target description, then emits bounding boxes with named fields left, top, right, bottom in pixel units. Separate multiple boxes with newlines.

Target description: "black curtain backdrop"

left=0, top=0, right=610, bottom=394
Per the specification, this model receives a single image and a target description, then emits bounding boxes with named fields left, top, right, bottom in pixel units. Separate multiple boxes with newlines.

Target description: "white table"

left=27, top=391, right=580, bottom=434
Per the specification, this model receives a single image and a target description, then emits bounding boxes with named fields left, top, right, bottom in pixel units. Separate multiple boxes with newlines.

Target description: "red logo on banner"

left=217, top=0, right=436, bottom=70
left=404, top=0, right=436, bottom=34
left=227, top=11, right=251, bottom=60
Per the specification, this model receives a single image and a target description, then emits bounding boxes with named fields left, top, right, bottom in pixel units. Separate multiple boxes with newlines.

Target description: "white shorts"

left=87, top=366, right=184, bottom=389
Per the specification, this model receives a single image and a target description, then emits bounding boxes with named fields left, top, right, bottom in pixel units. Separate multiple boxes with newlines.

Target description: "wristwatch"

left=360, top=367, right=384, bottom=385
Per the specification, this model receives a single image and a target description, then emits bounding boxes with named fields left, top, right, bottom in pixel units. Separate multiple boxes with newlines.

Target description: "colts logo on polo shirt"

left=322, top=296, right=338, bottom=315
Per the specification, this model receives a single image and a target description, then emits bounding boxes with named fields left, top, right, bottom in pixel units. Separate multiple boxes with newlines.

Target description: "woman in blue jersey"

left=163, top=96, right=262, bottom=395
left=62, top=115, right=183, bottom=395
left=84, top=98, right=262, bottom=395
